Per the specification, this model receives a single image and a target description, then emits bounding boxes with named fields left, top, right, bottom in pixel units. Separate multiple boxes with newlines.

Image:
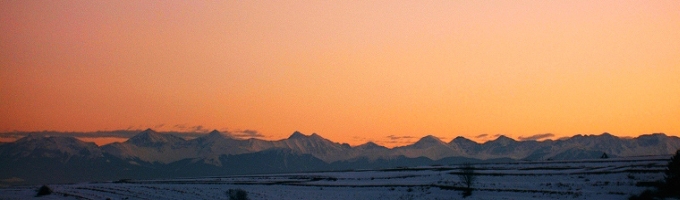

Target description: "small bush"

left=36, top=185, right=53, bottom=196
left=227, top=188, right=249, bottom=200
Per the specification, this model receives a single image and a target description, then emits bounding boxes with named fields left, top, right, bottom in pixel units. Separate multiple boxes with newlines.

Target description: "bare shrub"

left=458, top=163, right=476, bottom=197
left=227, top=188, right=249, bottom=200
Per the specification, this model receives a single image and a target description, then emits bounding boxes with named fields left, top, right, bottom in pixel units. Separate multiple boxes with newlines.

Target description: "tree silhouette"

left=458, top=163, right=476, bottom=197
left=663, top=149, right=680, bottom=197
left=630, top=149, right=680, bottom=199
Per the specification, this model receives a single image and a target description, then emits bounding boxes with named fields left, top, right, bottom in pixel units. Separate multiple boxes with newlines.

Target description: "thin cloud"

left=387, top=135, right=416, bottom=140
left=473, top=133, right=508, bottom=143
left=173, top=124, right=187, bottom=129
left=382, top=135, right=419, bottom=147
left=190, top=125, right=209, bottom=132
left=0, top=129, right=226, bottom=139
left=231, top=129, right=265, bottom=138
left=0, top=130, right=143, bottom=138
left=373, top=139, right=419, bottom=148
left=518, top=133, right=555, bottom=141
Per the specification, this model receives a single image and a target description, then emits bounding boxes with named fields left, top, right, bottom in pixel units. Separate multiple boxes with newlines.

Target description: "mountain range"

left=1, top=129, right=679, bottom=185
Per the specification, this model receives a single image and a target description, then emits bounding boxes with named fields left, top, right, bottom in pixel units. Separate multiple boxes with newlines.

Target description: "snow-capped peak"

left=356, top=141, right=387, bottom=150
left=410, top=135, right=446, bottom=148
left=127, top=129, right=186, bottom=146
left=418, top=135, right=442, bottom=143
left=484, top=135, right=516, bottom=146
left=196, top=129, right=229, bottom=142
left=6, top=135, right=103, bottom=158
left=451, top=136, right=474, bottom=144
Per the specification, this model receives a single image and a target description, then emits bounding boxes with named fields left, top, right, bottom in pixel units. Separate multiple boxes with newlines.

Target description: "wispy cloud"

left=0, top=127, right=265, bottom=140
left=381, top=135, right=419, bottom=147
left=386, top=135, right=416, bottom=140
left=0, top=130, right=143, bottom=138
left=231, top=129, right=265, bottom=139
left=190, top=125, right=209, bottom=132
left=173, top=124, right=187, bottom=130
left=518, top=133, right=555, bottom=141
left=473, top=133, right=507, bottom=142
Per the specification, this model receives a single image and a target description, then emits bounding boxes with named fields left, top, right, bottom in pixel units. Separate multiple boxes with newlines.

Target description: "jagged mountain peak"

left=486, top=135, right=516, bottom=146
left=16, top=135, right=91, bottom=146
left=593, top=132, right=618, bottom=139
left=451, top=136, right=474, bottom=143
left=127, top=129, right=186, bottom=146
left=497, top=135, right=513, bottom=140
left=141, top=128, right=155, bottom=133
left=130, top=129, right=159, bottom=139
left=288, top=131, right=307, bottom=139
left=198, top=129, right=229, bottom=141
left=411, top=135, right=445, bottom=148
left=421, top=135, right=441, bottom=141
left=287, top=131, right=326, bottom=140
left=356, top=141, right=387, bottom=149
left=6, top=135, right=102, bottom=158
left=451, top=136, right=479, bottom=148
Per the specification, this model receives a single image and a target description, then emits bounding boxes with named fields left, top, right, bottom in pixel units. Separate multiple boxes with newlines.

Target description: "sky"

left=1, top=1, right=679, bottom=147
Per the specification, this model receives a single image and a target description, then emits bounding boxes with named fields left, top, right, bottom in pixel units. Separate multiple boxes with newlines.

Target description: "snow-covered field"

left=1, top=156, right=668, bottom=200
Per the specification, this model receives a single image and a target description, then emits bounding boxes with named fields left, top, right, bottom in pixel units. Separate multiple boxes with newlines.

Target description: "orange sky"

left=1, top=1, right=679, bottom=147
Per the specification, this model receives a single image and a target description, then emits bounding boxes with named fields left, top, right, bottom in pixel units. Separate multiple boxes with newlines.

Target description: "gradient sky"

left=1, top=1, right=679, bottom=147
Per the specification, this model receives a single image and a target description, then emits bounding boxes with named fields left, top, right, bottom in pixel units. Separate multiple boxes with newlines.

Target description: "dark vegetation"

left=36, top=185, right=52, bottom=196
left=458, top=163, right=476, bottom=197
left=227, top=188, right=249, bottom=200
left=663, top=150, right=680, bottom=197
left=629, top=149, right=680, bottom=200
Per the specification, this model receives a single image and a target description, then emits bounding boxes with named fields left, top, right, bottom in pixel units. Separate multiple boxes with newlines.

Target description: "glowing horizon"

left=1, top=1, right=679, bottom=148
left=0, top=129, right=670, bottom=148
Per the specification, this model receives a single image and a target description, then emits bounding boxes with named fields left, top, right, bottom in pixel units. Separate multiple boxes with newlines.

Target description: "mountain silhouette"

left=2, top=130, right=680, bottom=185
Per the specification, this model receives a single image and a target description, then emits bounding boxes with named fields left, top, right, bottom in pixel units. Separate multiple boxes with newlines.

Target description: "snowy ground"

left=1, top=156, right=668, bottom=200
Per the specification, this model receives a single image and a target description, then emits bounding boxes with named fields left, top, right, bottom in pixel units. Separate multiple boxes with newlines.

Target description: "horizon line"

left=0, top=129, right=671, bottom=148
